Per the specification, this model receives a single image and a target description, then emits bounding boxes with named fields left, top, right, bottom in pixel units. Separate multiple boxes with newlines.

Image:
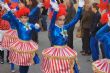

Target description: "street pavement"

left=0, top=26, right=94, bottom=73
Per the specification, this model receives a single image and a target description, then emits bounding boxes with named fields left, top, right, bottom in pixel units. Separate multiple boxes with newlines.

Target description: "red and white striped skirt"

left=41, top=45, right=77, bottom=73
left=8, top=39, right=38, bottom=66
left=1, top=29, right=18, bottom=49
left=92, top=59, right=110, bottom=73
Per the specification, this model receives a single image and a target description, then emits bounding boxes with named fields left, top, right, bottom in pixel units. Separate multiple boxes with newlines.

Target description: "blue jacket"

left=2, top=10, right=40, bottom=41
left=49, top=7, right=82, bottom=46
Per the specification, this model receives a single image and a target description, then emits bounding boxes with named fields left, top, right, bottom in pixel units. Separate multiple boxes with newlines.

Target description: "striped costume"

left=0, top=7, right=10, bottom=50
left=92, top=59, right=110, bottom=73
left=2, top=9, right=40, bottom=66
left=41, top=5, right=82, bottom=73
left=2, top=29, right=18, bottom=49
left=41, top=46, right=78, bottom=73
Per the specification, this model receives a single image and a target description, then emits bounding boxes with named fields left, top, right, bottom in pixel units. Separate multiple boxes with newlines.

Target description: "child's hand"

left=78, top=0, right=85, bottom=7
left=37, top=3, right=43, bottom=8
left=0, top=3, right=10, bottom=11
left=35, top=23, right=40, bottom=29
left=50, top=1, right=59, bottom=11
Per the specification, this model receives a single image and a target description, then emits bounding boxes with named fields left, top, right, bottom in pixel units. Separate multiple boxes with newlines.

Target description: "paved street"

left=0, top=25, right=95, bottom=73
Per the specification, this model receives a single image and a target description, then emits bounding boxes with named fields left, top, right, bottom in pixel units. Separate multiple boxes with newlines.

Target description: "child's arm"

left=64, top=0, right=84, bottom=29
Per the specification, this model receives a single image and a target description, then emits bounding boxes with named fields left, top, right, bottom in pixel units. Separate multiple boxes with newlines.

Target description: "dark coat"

left=81, top=10, right=94, bottom=29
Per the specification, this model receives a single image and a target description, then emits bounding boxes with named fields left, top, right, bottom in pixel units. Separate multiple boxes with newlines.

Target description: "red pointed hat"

left=15, top=7, right=30, bottom=18
left=48, top=3, right=67, bottom=19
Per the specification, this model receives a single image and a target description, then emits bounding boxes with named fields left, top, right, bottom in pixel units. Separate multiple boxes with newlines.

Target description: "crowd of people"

left=0, top=0, right=110, bottom=73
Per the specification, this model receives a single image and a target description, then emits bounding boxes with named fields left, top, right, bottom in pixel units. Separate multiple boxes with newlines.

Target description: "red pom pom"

left=48, top=11, right=53, bottom=19
left=0, top=20, right=10, bottom=30
left=98, top=3, right=108, bottom=12
left=15, top=7, right=30, bottom=18
left=4, top=0, right=10, bottom=3
left=10, top=2, right=18, bottom=9
left=57, top=4, right=67, bottom=18
left=43, top=0, right=50, bottom=9
left=100, top=12, right=110, bottom=24
left=98, top=0, right=109, bottom=12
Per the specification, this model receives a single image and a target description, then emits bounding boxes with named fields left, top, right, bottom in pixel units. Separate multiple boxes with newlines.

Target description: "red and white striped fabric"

left=92, top=59, right=110, bottom=73
left=8, top=39, right=38, bottom=66
left=1, top=29, right=18, bottom=49
left=0, top=30, right=7, bottom=50
left=41, top=46, right=77, bottom=73
left=0, top=20, right=10, bottom=30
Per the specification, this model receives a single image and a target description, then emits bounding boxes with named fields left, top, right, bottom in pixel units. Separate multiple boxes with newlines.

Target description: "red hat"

left=10, top=2, right=18, bottom=9
left=48, top=3, right=67, bottom=19
left=43, top=0, right=50, bottom=9
left=15, top=7, right=30, bottom=18
left=4, top=0, right=10, bottom=3
left=98, top=0, right=109, bottom=12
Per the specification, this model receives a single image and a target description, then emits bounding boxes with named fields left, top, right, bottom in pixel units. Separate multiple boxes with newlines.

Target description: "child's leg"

left=19, top=66, right=29, bottom=73
left=74, top=61, right=79, bottom=73
left=10, top=63, right=15, bottom=72
left=7, top=50, right=9, bottom=63
left=90, top=36, right=99, bottom=61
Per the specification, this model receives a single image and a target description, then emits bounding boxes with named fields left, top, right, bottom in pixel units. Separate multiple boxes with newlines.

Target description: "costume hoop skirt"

left=1, top=29, right=18, bottom=49
left=41, top=45, right=78, bottom=73
left=8, top=39, right=38, bottom=66
left=0, top=30, right=7, bottom=50
left=0, top=19, right=10, bottom=50
left=92, top=59, right=110, bottom=73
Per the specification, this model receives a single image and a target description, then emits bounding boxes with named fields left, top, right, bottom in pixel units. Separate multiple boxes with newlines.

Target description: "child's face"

left=56, top=15, right=65, bottom=27
left=20, top=16, right=29, bottom=24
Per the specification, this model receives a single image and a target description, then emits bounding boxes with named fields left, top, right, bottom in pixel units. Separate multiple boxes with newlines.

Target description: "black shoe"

left=7, top=59, right=9, bottom=63
left=80, top=50, right=85, bottom=53
left=87, top=57, right=93, bottom=62
left=0, top=59, right=4, bottom=64
left=0, top=61, right=4, bottom=64
left=81, top=52, right=90, bottom=56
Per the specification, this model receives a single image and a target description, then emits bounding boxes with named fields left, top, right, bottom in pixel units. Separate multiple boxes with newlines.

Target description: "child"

left=0, top=5, right=10, bottom=64
left=1, top=2, right=43, bottom=73
left=41, top=0, right=84, bottom=73
left=92, top=15, right=110, bottom=73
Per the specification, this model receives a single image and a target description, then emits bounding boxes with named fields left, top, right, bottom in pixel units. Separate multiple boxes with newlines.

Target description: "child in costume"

left=1, top=0, right=19, bottom=63
left=1, top=2, right=43, bottom=73
left=41, top=0, right=84, bottom=73
left=92, top=15, right=110, bottom=73
left=92, top=1, right=110, bottom=73
left=1, top=1, right=20, bottom=72
left=0, top=5, right=10, bottom=64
